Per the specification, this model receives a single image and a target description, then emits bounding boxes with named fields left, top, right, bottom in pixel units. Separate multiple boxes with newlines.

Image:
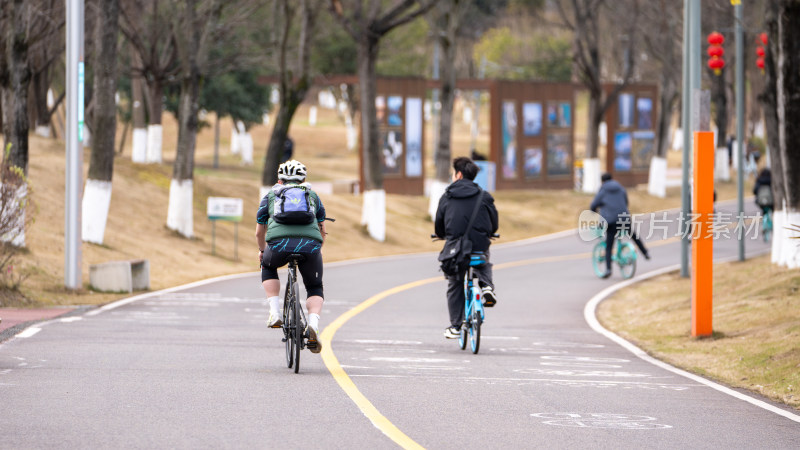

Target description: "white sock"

left=268, top=296, right=281, bottom=314
left=308, top=313, right=320, bottom=331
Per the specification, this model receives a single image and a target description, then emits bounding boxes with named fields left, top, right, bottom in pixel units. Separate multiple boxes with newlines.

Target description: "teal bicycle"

left=458, top=253, right=488, bottom=354
left=761, top=208, right=773, bottom=243
left=592, top=233, right=637, bottom=279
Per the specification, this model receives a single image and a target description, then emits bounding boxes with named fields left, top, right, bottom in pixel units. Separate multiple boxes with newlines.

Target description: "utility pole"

left=735, top=2, right=745, bottom=261
left=65, top=0, right=84, bottom=289
left=681, top=0, right=702, bottom=277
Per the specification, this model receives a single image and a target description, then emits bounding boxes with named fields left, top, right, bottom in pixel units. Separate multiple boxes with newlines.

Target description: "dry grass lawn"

left=598, top=254, right=800, bottom=410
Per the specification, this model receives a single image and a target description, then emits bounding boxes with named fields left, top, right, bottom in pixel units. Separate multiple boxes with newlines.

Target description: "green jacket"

left=257, top=183, right=326, bottom=243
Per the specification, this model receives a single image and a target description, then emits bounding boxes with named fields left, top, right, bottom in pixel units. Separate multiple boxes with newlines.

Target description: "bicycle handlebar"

left=430, top=233, right=500, bottom=241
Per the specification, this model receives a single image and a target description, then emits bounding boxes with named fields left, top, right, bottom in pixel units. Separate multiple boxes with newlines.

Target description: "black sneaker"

left=443, top=326, right=460, bottom=339
left=481, top=287, right=497, bottom=307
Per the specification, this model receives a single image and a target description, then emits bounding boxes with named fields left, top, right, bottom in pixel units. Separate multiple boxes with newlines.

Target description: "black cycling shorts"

left=260, top=238, right=324, bottom=299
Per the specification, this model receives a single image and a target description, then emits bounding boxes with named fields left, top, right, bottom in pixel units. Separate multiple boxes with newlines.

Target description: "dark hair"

left=601, top=172, right=613, bottom=182
left=453, top=157, right=479, bottom=180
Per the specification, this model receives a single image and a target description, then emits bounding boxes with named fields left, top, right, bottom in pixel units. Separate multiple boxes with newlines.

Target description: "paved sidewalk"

left=0, top=307, right=77, bottom=334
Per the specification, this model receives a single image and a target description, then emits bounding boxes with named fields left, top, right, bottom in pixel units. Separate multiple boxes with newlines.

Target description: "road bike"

left=279, top=217, right=334, bottom=374
left=592, top=233, right=637, bottom=279
left=761, top=207, right=773, bottom=243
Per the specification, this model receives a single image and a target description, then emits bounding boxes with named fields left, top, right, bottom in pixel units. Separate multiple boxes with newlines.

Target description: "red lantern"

left=708, top=31, right=725, bottom=46
left=756, top=58, right=765, bottom=70
left=708, top=46, right=724, bottom=58
left=756, top=46, right=766, bottom=57
left=707, top=32, right=725, bottom=76
left=760, top=32, right=768, bottom=46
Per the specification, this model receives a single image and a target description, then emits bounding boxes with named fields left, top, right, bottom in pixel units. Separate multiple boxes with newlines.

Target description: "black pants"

left=446, top=251, right=493, bottom=328
left=605, top=221, right=648, bottom=270
left=261, top=244, right=324, bottom=299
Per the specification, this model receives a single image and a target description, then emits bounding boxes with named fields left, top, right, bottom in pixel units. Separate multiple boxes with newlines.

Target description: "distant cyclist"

left=590, top=172, right=650, bottom=279
left=753, top=168, right=773, bottom=215
left=434, top=157, right=499, bottom=339
left=256, top=160, right=327, bottom=353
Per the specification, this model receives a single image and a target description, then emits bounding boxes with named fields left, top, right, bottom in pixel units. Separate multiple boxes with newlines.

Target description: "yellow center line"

left=318, top=237, right=681, bottom=448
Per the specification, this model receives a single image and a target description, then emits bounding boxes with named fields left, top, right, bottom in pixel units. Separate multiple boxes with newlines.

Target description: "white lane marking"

left=515, top=368, right=662, bottom=378
left=584, top=259, right=800, bottom=424
left=351, top=339, right=423, bottom=345
left=541, top=355, right=630, bottom=363
left=349, top=374, right=700, bottom=387
left=363, top=348, right=436, bottom=354
left=481, top=336, right=520, bottom=340
left=532, top=341, right=605, bottom=348
left=540, top=362, right=622, bottom=368
left=368, top=357, right=453, bottom=363
left=17, top=362, right=27, bottom=367
left=531, top=413, right=672, bottom=430
left=396, top=365, right=464, bottom=371
left=339, top=365, right=375, bottom=370
left=0, top=369, right=13, bottom=375
left=60, top=317, right=82, bottom=323
left=16, top=328, right=41, bottom=338
left=490, top=348, right=569, bottom=355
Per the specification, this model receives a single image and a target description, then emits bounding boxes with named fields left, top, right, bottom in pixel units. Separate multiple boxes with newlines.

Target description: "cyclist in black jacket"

left=434, top=157, right=499, bottom=339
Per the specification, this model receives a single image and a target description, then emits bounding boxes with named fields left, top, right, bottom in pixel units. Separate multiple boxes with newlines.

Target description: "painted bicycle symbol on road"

left=531, top=413, right=672, bottom=429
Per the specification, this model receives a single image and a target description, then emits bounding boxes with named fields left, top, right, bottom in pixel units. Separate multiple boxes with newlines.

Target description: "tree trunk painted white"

left=647, top=156, right=667, bottom=198
left=240, top=132, right=253, bottom=165
left=361, top=189, right=386, bottom=242
left=582, top=157, right=602, bottom=193
left=1, top=183, right=27, bottom=247
left=345, top=115, right=357, bottom=151
left=773, top=208, right=800, bottom=269
left=309, top=106, right=317, bottom=126
left=131, top=127, right=147, bottom=163
left=34, top=125, right=51, bottom=138
left=427, top=180, right=449, bottom=221
left=598, top=121, right=607, bottom=146
left=146, top=124, right=163, bottom=163
left=81, top=179, right=112, bottom=244
left=715, top=148, right=730, bottom=181
left=167, top=179, right=193, bottom=238
left=672, top=128, right=683, bottom=151
left=259, top=185, right=271, bottom=202
left=230, top=126, right=240, bottom=154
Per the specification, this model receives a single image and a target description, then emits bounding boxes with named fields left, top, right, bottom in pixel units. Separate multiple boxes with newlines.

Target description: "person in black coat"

left=753, top=168, right=773, bottom=214
left=434, top=157, right=499, bottom=339
left=590, top=173, right=650, bottom=278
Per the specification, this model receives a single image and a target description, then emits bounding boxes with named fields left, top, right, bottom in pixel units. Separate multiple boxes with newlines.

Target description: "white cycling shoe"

left=267, top=311, right=283, bottom=328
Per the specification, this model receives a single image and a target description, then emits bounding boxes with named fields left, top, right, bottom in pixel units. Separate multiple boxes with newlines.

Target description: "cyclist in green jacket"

left=256, top=160, right=327, bottom=353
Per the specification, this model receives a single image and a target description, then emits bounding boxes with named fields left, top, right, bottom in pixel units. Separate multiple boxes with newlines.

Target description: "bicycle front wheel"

left=293, top=281, right=302, bottom=374
left=618, top=243, right=637, bottom=279
left=469, top=308, right=481, bottom=354
left=592, top=242, right=607, bottom=278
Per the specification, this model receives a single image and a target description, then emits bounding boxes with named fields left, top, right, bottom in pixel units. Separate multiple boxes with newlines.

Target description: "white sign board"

left=207, top=197, right=243, bottom=222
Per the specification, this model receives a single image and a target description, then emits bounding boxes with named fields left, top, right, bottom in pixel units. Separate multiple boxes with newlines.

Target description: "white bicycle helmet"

left=278, top=159, right=307, bottom=181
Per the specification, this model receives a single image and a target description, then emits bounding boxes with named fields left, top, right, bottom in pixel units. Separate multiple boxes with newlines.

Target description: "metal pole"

left=735, top=3, right=745, bottom=261
left=432, top=39, right=441, bottom=154
left=680, top=0, right=693, bottom=277
left=65, top=0, right=84, bottom=289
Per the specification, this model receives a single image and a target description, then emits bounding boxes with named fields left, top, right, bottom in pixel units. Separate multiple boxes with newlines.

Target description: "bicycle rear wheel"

left=284, top=288, right=294, bottom=369
left=469, top=307, right=481, bottom=354
left=292, top=280, right=302, bottom=374
left=592, top=242, right=607, bottom=277
left=618, top=243, right=637, bottom=279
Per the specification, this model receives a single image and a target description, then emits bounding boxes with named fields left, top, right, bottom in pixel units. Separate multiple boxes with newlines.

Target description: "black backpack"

left=272, top=186, right=316, bottom=225
left=756, top=185, right=773, bottom=207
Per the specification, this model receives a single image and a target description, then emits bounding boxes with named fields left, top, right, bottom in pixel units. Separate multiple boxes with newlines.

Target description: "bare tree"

left=769, top=0, right=800, bottom=268
left=759, top=0, right=782, bottom=213
left=329, top=0, right=435, bottom=241
left=27, top=0, right=65, bottom=139
left=638, top=0, right=681, bottom=197
left=554, top=0, right=639, bottom=193
left=120, top=0, right=181, bottom=163
left=261, top=0, right=319, bottom=189
left=83, top=0, right=120, bottom=245
left=1, top=0, right=33, bottom=174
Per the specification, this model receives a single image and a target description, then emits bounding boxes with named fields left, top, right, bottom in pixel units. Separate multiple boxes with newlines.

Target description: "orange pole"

left=692, top=131, right=714, bottom=337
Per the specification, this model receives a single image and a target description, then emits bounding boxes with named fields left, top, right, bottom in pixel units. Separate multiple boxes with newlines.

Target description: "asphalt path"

left=2, top=200, right=799, bottom=448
